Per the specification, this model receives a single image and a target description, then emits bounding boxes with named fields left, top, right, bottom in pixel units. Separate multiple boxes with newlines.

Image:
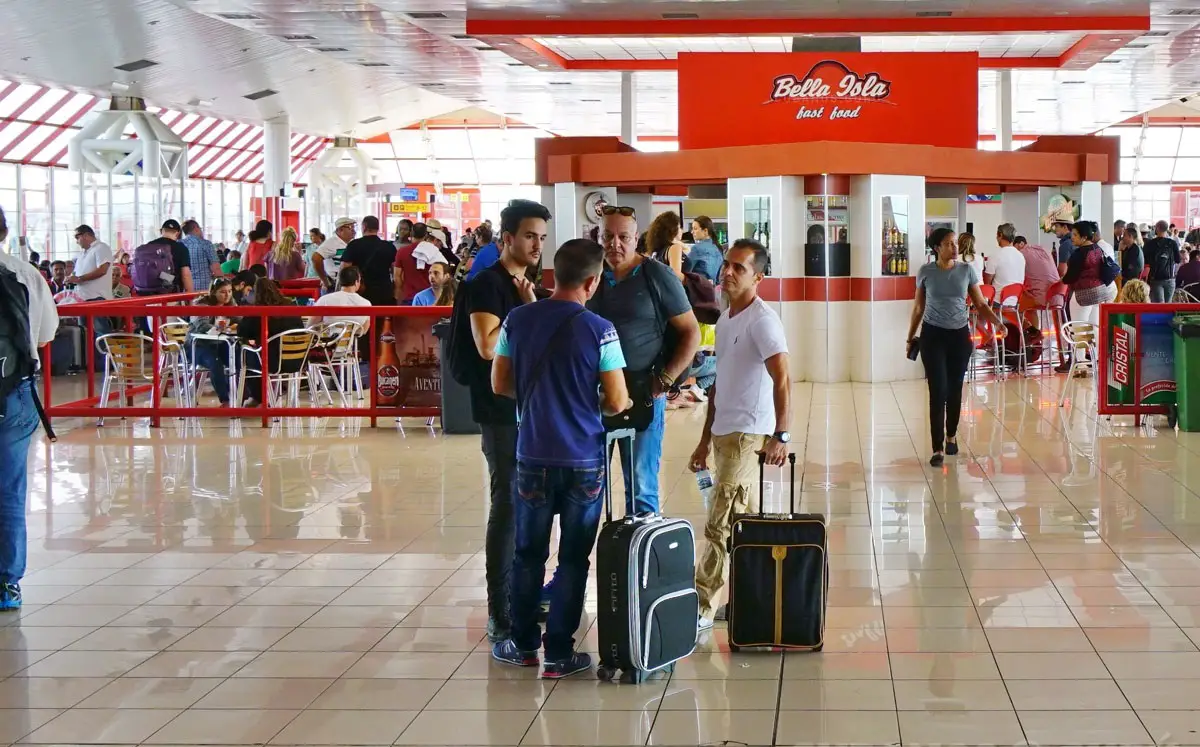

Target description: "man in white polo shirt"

left=67, top=225, right=113, bottom=302
left=984, top=222, right=1027, bottom=293
left=688, top=238, right=792, bottom=632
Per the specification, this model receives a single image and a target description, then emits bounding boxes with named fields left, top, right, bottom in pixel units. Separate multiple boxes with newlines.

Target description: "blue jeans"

left=192, top=342, right=230, bottom=404
left=0, top=381, right=38, bottom=584
left=688, top=353, right=717, bottom=391
left=511, top=462, right=604, bottom=660
left=615, top=395, right=665, bottom=515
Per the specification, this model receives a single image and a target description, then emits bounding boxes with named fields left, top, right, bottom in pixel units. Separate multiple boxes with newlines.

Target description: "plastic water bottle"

left=695, top=469, right=714, bottom=512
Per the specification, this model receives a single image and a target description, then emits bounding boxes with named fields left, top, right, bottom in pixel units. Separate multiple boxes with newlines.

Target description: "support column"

left=620, top=72, right=635, bottom=145
left=997, top=70, right=1013, bottom=152
left=262, top=116, right=291, bottom=231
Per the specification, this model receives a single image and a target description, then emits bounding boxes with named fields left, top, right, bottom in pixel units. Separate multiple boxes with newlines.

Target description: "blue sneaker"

left=541, top=651, right=592, bottom=680
left=491, top=639, right=539, bottom=668
left=0, top=582, right=21, bottom=610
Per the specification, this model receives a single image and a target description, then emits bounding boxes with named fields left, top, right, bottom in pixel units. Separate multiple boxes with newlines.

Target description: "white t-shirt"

left=75, top=240, right=114, bottom=300
left=712, top=297, right=789, bottom=437
left=310, top=290, right=371, bottom=331
left=0, top=249, right=59, bottom=356
left=315, top=235, right=346, bottom=267
left=983, top=243, right=1027, bottom=292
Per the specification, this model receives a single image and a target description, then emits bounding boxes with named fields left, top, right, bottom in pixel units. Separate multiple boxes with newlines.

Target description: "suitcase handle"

left=605, top=428, right=637, bottom=524
left=758, top=451, right=797, bottom=516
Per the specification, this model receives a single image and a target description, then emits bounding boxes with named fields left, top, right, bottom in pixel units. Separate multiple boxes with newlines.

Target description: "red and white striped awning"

left=0, top=80, right=328, bottom=182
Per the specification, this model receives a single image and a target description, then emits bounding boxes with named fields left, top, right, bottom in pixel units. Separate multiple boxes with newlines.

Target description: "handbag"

left=602, top=369, right=657, bottom=432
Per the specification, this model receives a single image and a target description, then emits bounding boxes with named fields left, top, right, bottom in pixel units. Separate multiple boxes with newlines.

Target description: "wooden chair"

left=236, top=329, right=318, bottom=410
left=95, top=333, right=154, bottom=426
left=158, top=322, right=192, bottom=408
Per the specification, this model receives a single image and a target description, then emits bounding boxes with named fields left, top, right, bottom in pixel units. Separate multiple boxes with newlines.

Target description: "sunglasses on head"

left=601, top=205, right=636, bottom=217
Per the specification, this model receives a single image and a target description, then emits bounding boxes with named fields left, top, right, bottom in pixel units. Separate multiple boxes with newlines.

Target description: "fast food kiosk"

left=537, top=52, right=1119, bottom=383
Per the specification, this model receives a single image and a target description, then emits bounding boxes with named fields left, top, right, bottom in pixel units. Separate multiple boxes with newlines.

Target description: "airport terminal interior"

left=5, top=0, right=1200, bottom=745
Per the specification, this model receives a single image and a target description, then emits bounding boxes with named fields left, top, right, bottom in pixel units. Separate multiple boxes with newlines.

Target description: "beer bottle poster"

left=376, top=315, right=441, bottom=409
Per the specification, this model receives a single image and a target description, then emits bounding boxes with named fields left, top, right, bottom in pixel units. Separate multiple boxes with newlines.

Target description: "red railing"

left=41, top=292, right=445, bottom=428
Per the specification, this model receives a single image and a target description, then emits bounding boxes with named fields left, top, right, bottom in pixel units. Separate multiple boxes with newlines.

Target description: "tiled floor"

left=6, top=375, right=1200, bottom=745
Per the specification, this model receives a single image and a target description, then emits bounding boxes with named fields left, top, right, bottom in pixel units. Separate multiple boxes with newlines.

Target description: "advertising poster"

left=1107, top=313, right=1137, bottom=407
left=1106, top=312, right=1177, bottom=409
left=375, top=315, right=443, bottom=410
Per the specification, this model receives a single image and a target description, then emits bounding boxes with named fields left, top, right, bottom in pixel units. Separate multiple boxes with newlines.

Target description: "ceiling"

left=0, top=0, right=1196, bottom=149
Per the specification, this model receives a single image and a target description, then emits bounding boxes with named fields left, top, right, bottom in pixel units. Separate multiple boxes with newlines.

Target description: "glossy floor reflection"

left=6, top=376, right=1200, bottom=745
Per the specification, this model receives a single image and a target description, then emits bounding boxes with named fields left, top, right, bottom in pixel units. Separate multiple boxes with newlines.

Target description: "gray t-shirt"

left=918, top=261, right=978, bottom=331
left=587, top=258, right=691, bottom=372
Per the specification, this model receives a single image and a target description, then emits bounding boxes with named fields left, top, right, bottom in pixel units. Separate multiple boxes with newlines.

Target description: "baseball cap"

left=161, top=219, right=182, bottom=232
left=334, top=217, right=355, bottom=229
left=426, top=218, right=443, bottom=230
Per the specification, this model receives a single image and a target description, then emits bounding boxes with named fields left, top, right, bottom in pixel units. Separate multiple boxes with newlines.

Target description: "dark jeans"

left=511, top=462, right=604, bottom=660
left=920, top=324, right=973, bottom=453
left=192, top=342, right=230, bottom=404
left=481, top=422, right=518, bottom=630
left=0, top=381, right=38, bottom=584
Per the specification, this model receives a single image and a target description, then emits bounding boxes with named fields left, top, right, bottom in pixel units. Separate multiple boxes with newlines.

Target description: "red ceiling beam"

left=22, top=95, right=100, bottom=165
left=0, top=90, right=77, bottom=162
left=468, top=15, right=1150, bottom=37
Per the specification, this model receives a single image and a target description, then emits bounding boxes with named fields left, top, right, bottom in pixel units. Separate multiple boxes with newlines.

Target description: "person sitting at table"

left=238, top=278, right=304, bottom=408
left=187, top=278, right=238, bottom=406
left=232, top=270, right=258, bottom=305
left=306, top=266, right=371, bottom=333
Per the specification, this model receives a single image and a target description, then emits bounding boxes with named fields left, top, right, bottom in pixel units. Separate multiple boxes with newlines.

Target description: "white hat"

left=334, top=217, right=355, bottom=229
left=429, top=228, right=447, bottom=245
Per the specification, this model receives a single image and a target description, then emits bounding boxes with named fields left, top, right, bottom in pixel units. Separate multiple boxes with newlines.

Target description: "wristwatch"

left=772, top=431, right=791, bottom=443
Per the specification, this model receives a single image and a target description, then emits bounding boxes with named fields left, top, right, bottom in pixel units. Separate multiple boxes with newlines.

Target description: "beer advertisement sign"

left=677, top=52, right=978, bottom=150
left=375, top=316, right=441, bottom=409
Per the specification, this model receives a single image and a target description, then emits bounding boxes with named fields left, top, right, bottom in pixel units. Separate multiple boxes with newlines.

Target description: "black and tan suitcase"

left=727, top=452, right=828, bottom=652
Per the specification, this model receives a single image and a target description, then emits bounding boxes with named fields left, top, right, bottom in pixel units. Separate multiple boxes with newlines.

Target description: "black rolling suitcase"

left=727, top=453, right=828, bottom=652
left=595, top=429, right=698, bottom=684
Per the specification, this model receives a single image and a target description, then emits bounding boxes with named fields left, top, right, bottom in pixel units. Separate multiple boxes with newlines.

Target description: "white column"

left=620, top=72, right=636, bottom=145
left=1078, top=181, right=1103, bottom=224
left=262, top=116, right=291, bottom=198
left=996, top=70, right=1013, bottom=152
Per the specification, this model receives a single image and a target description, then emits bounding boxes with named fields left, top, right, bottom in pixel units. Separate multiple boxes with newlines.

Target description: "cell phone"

left=906, top=338, right=920, bottom=361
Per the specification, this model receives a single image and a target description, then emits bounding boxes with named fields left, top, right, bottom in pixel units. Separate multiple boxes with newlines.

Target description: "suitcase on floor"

left=595, top=428, right=698, bottom=684
left=50, top=325, right=83, bottom=376
left=727, top=452, right=828, bottom=652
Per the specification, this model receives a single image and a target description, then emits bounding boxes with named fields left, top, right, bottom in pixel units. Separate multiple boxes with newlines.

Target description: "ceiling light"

left=315, top=46, right=348, bottom=53
left=110, top=81, right=131, bottom=92
left=282, top=34, right=317, bottom=41
left=408, top=11, right=447, bottom=19
left=359, top=116, right=385, bottom=124
left=1109, top=38, right=1122, bottom=42
left=662, top=12, right=699, bottom=19
left=243, top=88, right=278, bottom=100
left=1143, top=31, right=1170, bottom=37
left=188, top=98, right=214, bottom=107
left=215, top=11, right=259, bottom=20
left=114, top=59, right=158, bottom=72
left=582, top=99, right=601, bottom=102
left=916, top=10, right=952, bottom=17
left=359, top=61, right=389, bottom=67
left=548, top=81, right=571, bottom=85
left=451, top=34, right=471, bottom=40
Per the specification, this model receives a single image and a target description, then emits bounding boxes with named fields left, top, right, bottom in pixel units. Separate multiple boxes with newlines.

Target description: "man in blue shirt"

left=489, top=238, right=631, bottom=679
left=465, top=224, right=500, bottom=281
left=411, top=262, right=452, bottom=306
left=181, top=220, right=220, bottom=292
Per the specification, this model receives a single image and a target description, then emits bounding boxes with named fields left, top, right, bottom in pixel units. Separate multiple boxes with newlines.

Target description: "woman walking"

left=907, top=228, right=1006, bottom=467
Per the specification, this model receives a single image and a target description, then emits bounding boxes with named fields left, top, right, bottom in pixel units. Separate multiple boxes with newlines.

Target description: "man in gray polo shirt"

left=587, top=206, right=700, bottom=514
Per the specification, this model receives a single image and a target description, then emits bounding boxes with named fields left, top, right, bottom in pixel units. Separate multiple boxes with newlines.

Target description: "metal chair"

left=95, top=333, right=154, bottom=426
left=1058, top=321, right=1099, bottom=408
left=158, top=322, right=192, bottom=407
left=968, top=285, right=1002, bottom=380
left=235, top=328, right=318, bottom=409
left=996, top=282, right=1026, bottom=372
left=306, top=321, right=364, bottom=407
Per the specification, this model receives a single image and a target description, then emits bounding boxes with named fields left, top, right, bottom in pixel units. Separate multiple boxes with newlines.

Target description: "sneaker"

left=0, top=582, right=20, bottom=611
left=486, top=617, right=510, bottom=644
left=541, top=651, right=592, bottom=679
left=930, top=453, right=945, bottom=468
left=491, top=639, right=539, bottom=668
left=697, top=615, right=714, bottom=631
left=945, top=440, right=959, bottom=456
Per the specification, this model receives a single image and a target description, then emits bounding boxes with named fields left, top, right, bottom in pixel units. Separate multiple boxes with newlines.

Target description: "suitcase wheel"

left=619, top=669, right=646, bottom=685
left=812, top=644, right=823, bottom=652
left=729, top=643, right=740, bottom=653
left=596, top=665, right=616, bottom=682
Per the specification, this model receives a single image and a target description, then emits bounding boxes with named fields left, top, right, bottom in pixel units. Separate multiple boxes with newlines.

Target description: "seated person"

left=111, top=266, right=131, bottom=299
left=411, top=262, right=456, bottom=307
left=306, top=266, right=372, bottom=333
left=237, top=278, right=305, bottom=407
left=1177, top=249, right=1200, bottom=293
left=232, top=270, right=258, bottom=305
left=187, top=278, right=238, bottom=406
left=220, top=250, right=242, bottom=276
left=1015, top=235, right=1061, bottom=323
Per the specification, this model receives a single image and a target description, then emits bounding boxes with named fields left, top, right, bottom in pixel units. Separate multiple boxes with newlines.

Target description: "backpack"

left=445, top=278, right=485, bottom=386
left=131, top=241, right=176, bottom=294
left=1148, top=238, right=1177, bottom=282
left=1099, top=252, right=1121, bottom=286
left=0, top=266, right=37, bottom=420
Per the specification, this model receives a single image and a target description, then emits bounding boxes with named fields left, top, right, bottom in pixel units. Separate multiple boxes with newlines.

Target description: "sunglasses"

left=601, top=205, right=636, bottom=217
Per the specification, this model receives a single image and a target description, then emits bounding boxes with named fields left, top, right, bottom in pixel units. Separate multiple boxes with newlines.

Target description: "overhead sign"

left=388, top=201, right=426, bottom=214
left=399, top=187, right=419, bottom=201
left=677, top=52, right=978, bottom=150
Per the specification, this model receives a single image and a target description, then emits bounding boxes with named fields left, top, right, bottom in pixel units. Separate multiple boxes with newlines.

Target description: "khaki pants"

left=696, top=432, right=765, bottom=619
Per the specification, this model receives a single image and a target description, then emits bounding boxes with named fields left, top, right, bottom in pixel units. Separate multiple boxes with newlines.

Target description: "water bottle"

left=695, top=469, right=714, bottom=512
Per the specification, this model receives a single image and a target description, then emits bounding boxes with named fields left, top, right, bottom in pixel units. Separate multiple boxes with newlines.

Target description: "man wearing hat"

left=313, top=217, right=356, bottom=292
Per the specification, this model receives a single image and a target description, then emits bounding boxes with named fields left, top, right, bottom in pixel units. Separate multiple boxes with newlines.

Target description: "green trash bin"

left=1174, top=315, right=1200, bottom=431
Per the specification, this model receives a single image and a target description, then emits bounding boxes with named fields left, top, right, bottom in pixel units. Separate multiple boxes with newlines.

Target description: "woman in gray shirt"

left=907, top=228, right=1006, bottom=467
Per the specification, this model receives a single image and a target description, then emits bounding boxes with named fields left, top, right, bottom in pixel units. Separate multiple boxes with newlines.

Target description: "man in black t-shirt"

left=1145, top=220, right=1183, bottom=303
left=463, top=199, right=550, bottom=644
left=143, top=219, right=194, bottom=293
left=339, top=215, right=397, bottom=307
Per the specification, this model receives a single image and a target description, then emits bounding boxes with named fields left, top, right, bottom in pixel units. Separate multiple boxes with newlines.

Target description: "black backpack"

left=445, top=278, right=484, bottom=386
left=1148, top=238, right=1178, bottom=282
left=0, top=266, right=37, bottom=420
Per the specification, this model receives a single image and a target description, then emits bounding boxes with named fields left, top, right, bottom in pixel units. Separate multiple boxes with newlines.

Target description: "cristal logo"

left=1112, top=326, right=1131, bottom=386
left=769, top=60, right=892, bottom=104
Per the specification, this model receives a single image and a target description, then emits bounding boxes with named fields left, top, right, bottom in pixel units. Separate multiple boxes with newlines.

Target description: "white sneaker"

left=697, top=616, right=714, bottom=631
